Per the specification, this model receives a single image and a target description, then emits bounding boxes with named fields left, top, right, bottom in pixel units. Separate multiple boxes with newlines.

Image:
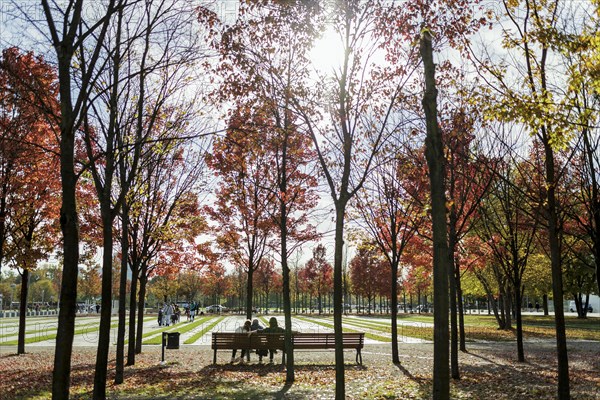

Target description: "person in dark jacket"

left=251, top=318, right=266, bottom=358
left=251, top=319, right=264, bottom=331
left=262, top=317, right=285, bottom=363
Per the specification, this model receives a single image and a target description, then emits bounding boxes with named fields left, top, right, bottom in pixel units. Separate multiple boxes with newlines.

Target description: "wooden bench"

left=211, top=332, right=364, bottom=365
left=212, top=332, right=285, bottom=364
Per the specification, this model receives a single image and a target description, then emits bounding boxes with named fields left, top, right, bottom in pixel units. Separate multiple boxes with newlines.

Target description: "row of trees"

left=0, top=0, right=598, bottom=399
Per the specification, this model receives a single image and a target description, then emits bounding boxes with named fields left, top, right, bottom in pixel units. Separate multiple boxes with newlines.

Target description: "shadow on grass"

left=394, top=361, right=425, bottom=385
left=275, top=382, right=293, bottom=399
left=465, top=350, right=504, bottom=366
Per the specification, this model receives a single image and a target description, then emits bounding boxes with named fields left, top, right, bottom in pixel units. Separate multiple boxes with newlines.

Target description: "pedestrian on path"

left=162, top=303, right=173, bottom=326
left=190, top=301, right=196, bottom=322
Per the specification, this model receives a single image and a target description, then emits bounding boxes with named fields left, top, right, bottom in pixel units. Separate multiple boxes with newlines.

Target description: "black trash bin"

left=166, top=332, right=180, bottom=349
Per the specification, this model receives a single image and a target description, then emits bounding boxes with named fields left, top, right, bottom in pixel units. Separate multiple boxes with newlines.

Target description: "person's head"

left=269, top=317, right=278, bottom=328
left=243, top=319, right=252, bottom=331
left=252, top=319, right=260, bottom=326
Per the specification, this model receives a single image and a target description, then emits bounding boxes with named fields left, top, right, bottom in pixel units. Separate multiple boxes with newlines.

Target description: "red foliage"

left=349, top=243, right=389, bottom=302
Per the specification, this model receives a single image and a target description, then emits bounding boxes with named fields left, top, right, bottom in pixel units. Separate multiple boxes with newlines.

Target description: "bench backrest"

left=292, top=332, right=364, bottom=349
left=212, top=332, right=363, bottom=350
left=212, top=332, right=285, bottom=350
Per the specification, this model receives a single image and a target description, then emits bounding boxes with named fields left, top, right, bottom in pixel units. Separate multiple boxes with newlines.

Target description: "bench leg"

left=213, top=349, right=217, bottom=364
left=356, top=349, right=362, bottom=365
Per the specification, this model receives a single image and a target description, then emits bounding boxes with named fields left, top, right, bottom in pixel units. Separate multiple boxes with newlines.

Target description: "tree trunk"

left=514, top=280, right=525, bottom=362
left=448, top=218, right=460, bottom=379
left=18, top=268, right=29, bottom=355
left=456, top=270, right=466, bottom=352
left=449, top=264, right=459, bottom=379
left=543, top=139, right=570, bottom=399
left=127, top=265, right=138, bottom=365
left=333, top=203, right=347, bottom=400
left=115, top=205, right=129, bottom=384
left=93, top=212, right=114, bottom=399
left=421, top=31, right=450, bottom=400
left=246, top=264, right=254, bottom=320
left=488, top=293, right=503, bottom=329
left=280, top=203, right=295, bottom=383
left=52, top=59, right=79, bottom=400
left=504, top=287, right=512, bottom=330
left=391, top=260, right=399, bottom=363
left=135, top=273, right=148, bottom=354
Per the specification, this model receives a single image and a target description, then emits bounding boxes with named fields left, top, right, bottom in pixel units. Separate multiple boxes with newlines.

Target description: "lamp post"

left=41, top=289, right=45, bottom=305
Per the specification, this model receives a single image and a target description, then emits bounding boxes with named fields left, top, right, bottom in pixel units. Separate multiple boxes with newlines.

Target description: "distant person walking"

left=190, top=301, right=196, bottom=322
left=162, top=303, right=173, bottom=326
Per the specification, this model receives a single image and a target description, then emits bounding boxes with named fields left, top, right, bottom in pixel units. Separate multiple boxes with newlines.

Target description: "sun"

left=309, top=25, right=344, bottom=73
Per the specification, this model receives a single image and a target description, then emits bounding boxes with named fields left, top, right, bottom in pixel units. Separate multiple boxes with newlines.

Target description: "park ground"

left=0, top=314, right=598, bottom=399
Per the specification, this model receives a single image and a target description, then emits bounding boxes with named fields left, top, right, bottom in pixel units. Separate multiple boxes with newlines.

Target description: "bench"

left=211, top=332, right=364, bottom=365
left=212, top=332, right=285, bottom=364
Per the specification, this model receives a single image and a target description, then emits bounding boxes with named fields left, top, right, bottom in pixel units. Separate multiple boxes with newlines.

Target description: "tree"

left=559, top=2, right=600, bottom=293
left=128, top=144, right=207, bottom=358
left=304, top=244, right=334, bottom=314
left=177, top=270, right=204, bottom=303
left=201, top=262, right=228, bottom=306
left=39, top=1, right=118, bottom=396
left=353, top=146, right=422, bottom=363
left=471, top=2, right=583, bottom=396
left=289, top=3, right=412, bottom=395
left=0, top=47, right=61, bottom=355
left=106, top=0, right=204, bottom=383
left=254, top=258, right=277, bottom=312
left=476, top=162, right=538, bottom=361
left=349, top=243, right=385, bottom=313
left=402, top=235, right=434, bottom=308
left=562, top=239, right=596, bottom=317
left=200, top=1, right=321, bottom=380
left=420, top=30, right=451, bottom=400
left=78, top=263, right=102, bottom=303
left=440, top=104, right=496, bottom=377
left=205, top=111, right=275, bottom=320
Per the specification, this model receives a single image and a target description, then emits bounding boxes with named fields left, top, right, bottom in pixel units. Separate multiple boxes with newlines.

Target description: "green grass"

left=294, top=315, right=393, bottom=342
left=1, top=316, right=156, bottom=345
left=0, top=319, right=98, bottom=340
left=341, top=317, right=434, bottom=341
left=358, top=313, right=600, bottom=341
left=183, top=316, right=225, bottom=344
left=2, top=318, right=117, bottom=345
left=142, top=316, right=214, bottom=345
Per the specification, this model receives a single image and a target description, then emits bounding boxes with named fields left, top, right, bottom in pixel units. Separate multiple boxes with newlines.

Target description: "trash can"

left=166, top=332, right=180, bottom=349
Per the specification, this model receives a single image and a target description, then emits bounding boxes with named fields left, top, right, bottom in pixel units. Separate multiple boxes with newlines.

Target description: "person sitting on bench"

left=261, top=317, right=284, bottom=363
left=231, top=320, right=252, bottom=363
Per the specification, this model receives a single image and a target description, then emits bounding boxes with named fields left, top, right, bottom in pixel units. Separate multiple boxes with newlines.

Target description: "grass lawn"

left=353, top=313, right=600, bottom=341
